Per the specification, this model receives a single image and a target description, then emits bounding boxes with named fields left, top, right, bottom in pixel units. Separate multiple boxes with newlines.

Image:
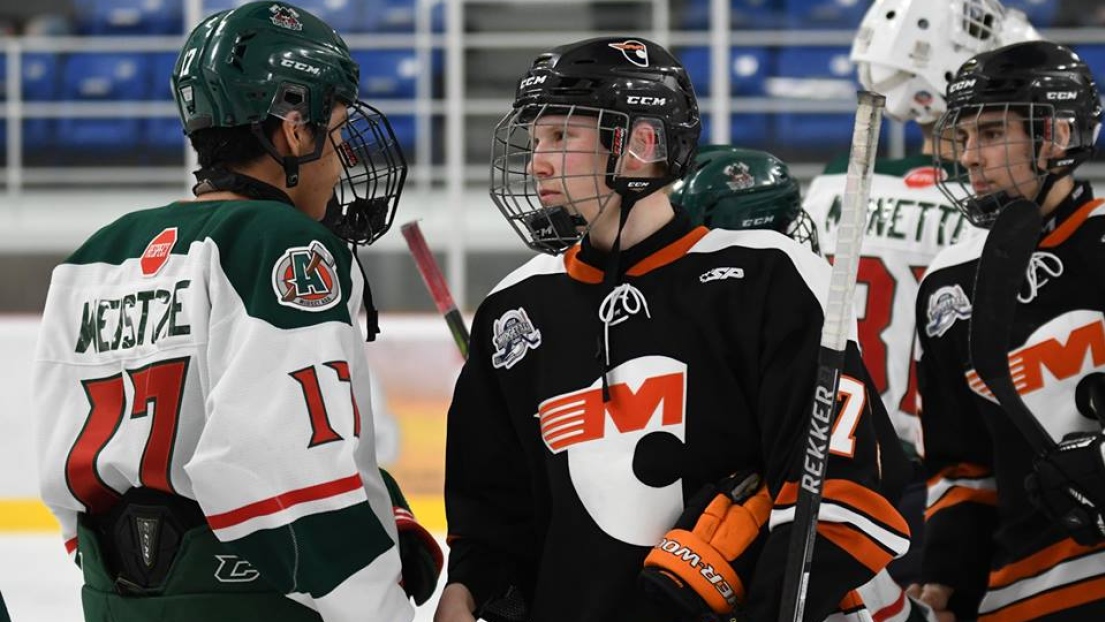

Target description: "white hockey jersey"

left=32, top=199, right=413, bottom=622
left=804, top=154, right=978, bottom=453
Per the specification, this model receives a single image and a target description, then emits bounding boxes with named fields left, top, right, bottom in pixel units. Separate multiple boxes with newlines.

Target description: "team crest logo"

left=925, top=284, right=972, bottom=337
left=608, top=40, right=649, bottom=67
left=271, top=240, right=341, bottom=311
left=269, top=4, right=303, bottom=31
left=491, top=308, right=542, bottom=369
left=724, top=161, right=755, bottom=191
left=141, top=227, right=177, bottom=277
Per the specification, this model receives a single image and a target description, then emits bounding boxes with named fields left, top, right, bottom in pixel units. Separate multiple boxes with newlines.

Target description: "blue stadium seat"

left=74, top=0, right=184, bottom=35
left=771, top=46, right=857, bottom=155
left=56, top=53, right=149, bottom=152
left=351, top=49, right=421, bottom=99
left=678, top=0, right=783, bottom=30
left=1000, top=0, right=1057, bottom=28
left=384, top=114, right=416, bottom=159
left=700, top=113, right=772, bottom=151
left=0, top=53, right=6, bottom=102
left=677, top=47, right=772, bottom=98
left=148, top=52, right=178, bottom=101
left=147, top=52, right=186, bottom=153
left=785, top=0, right=867, bottom=30
left=358, top=0, right=444, bottom=33
left=1074, top=45, right=1105, bottom=96
left=21, top=53, right=61, bottom=148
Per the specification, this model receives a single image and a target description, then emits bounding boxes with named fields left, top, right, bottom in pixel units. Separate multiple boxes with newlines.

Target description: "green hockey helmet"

left=669, top=145, right=819, bottom=253
left=172, top=2, right=357, bottom=136
left=172, top=2, right=407, bottom=245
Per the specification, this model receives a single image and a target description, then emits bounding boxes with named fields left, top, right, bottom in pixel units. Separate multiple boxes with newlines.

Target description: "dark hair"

left=188, top=116, right=285, bottom=170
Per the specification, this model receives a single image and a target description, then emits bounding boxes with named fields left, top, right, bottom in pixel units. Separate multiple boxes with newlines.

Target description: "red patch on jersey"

left=140, top=228, right=178, bottom=276
left=904, top=166, right=946, bottom=189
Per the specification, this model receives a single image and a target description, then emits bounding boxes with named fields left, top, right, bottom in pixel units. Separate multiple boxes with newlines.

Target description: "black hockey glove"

left=1025, top=433, right=1105, bottom=546
left=639, top=472, right=770, bottom=622
left=379, top=468, right=444, bottom=605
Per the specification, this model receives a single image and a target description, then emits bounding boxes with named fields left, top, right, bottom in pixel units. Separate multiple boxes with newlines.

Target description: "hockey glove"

left=1025, top=433, right=1105, bottom=546
left=639, top=472, right=771, bottom=622
left=379, top=468, right=444, bottom=605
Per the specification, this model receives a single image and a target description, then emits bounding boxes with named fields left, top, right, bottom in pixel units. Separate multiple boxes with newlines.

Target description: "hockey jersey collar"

left=1041, top=182, right=1101, bottom=248
left=564, top=209, right=708, bottom=284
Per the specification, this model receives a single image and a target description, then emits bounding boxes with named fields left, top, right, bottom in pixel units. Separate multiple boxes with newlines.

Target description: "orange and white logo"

left=608, top=40, right=650, bottom=67
left=539, top=355, right=687, bottom=545
left=140, top=228, right=178, bottom=277
left=966, top=310, right=1105, bottom=442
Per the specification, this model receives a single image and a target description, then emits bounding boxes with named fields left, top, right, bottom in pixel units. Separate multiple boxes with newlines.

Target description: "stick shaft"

left=401, top=221, right=470, bottom=359
left=778, top=90, right=885, bottom=622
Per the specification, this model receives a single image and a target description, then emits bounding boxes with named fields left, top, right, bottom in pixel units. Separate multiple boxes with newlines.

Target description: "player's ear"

left=1037, top=117, right=1073, bottom=170
left=276, top=111, right=312, bottom=157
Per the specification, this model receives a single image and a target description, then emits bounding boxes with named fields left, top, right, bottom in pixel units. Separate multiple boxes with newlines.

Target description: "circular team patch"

left=271, top=240, right=342, bottom=311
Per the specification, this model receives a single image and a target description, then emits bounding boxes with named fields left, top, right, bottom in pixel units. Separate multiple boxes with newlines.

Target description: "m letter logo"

left=538, top=369, right=685, bottom=453
left=141, top=228, right=178, bottom=277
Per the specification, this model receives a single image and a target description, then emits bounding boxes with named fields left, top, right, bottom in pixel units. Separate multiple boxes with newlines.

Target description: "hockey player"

left=803, top=0, right=1039, bottom=587
left=668, top=145, right=820, bottom=254
left=31, top=3, right=439, bottom=621
left=435, top=37, right=908, bottom=622
left=913, top=41, right=1105, bottom=621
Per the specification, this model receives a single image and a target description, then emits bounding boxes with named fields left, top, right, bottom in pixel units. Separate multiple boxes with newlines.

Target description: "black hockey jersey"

left=445, top=211, right=909, bottom=622
left=916, top=182, right=1105, bottom=621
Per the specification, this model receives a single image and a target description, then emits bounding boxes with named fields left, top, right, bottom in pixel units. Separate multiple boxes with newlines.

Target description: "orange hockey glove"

left=639, top=472, right=771, bottom=622
left=379, top=468, right=444, bottom=605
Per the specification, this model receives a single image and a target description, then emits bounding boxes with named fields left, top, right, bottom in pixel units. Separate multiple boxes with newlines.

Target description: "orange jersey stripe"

left=626, top=226, right=710, bottom=277
left=989, top=538, right=1105, bottom=589
left=1040, top=198, right=1105, bottom=248
left=777, top=480, right=909, bottom=536
left=924, top=486, right=998, bottom=521
left=821, top=522, right=897, bottom=573
left=926, top=463, right=992, bottom=488
left=206, top=474, right=363, bottom=530
left=979, top=575, right=1105, bottom=622
left=562, top=226, right=710, bottom=283
left=563, top=246, right=603, bottom=284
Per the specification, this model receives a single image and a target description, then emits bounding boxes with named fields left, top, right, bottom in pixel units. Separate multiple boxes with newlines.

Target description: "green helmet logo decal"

left=722, top=161, right=754, bottom=191
left=269, top=4, right=303, bottom=31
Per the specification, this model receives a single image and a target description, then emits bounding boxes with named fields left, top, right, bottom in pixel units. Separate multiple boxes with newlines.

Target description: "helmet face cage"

left=785, top=210, right=821, bottom=255
left=326, top=100, right=407, bottom=244
left=935, top=102, right=1061, bottom=227
left=491, top=103, right=649, bottom=254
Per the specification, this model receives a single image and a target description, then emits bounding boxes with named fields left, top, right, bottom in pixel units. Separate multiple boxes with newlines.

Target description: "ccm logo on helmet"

left=519, top=75, right=547, bottom=89
left=626, top=96, right=666, bottom=106
left=1047, top=91, right=1078, bottom=101
left=280, top=59, right=321, bottom=76
left=948, top=79, right=976, bottom=94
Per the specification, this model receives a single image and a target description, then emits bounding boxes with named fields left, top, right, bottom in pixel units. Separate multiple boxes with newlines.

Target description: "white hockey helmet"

left=850, top=0, right=1041, bottom=124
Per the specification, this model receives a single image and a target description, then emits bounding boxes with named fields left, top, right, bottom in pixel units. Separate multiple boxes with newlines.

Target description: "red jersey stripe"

left=206, top=474, right=363, bottom=530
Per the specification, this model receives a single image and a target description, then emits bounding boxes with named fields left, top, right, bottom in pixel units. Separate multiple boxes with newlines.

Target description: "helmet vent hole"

left=917, top=18, right=929, bottom=29
left=885, top=10, right=895, bottom=19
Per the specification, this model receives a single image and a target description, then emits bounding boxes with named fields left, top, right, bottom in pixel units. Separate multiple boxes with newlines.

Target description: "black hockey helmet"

left=490, top=36, right=701, bottom=254
left=935, top=40, right=1102, bottom=227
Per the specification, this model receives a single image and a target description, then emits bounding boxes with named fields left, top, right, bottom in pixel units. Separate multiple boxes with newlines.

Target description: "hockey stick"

left=778, top=91, right=885, bottom=622
left=968, top=200, right=1054, bottom=454
left=401, top=220, right=470, bottom=359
